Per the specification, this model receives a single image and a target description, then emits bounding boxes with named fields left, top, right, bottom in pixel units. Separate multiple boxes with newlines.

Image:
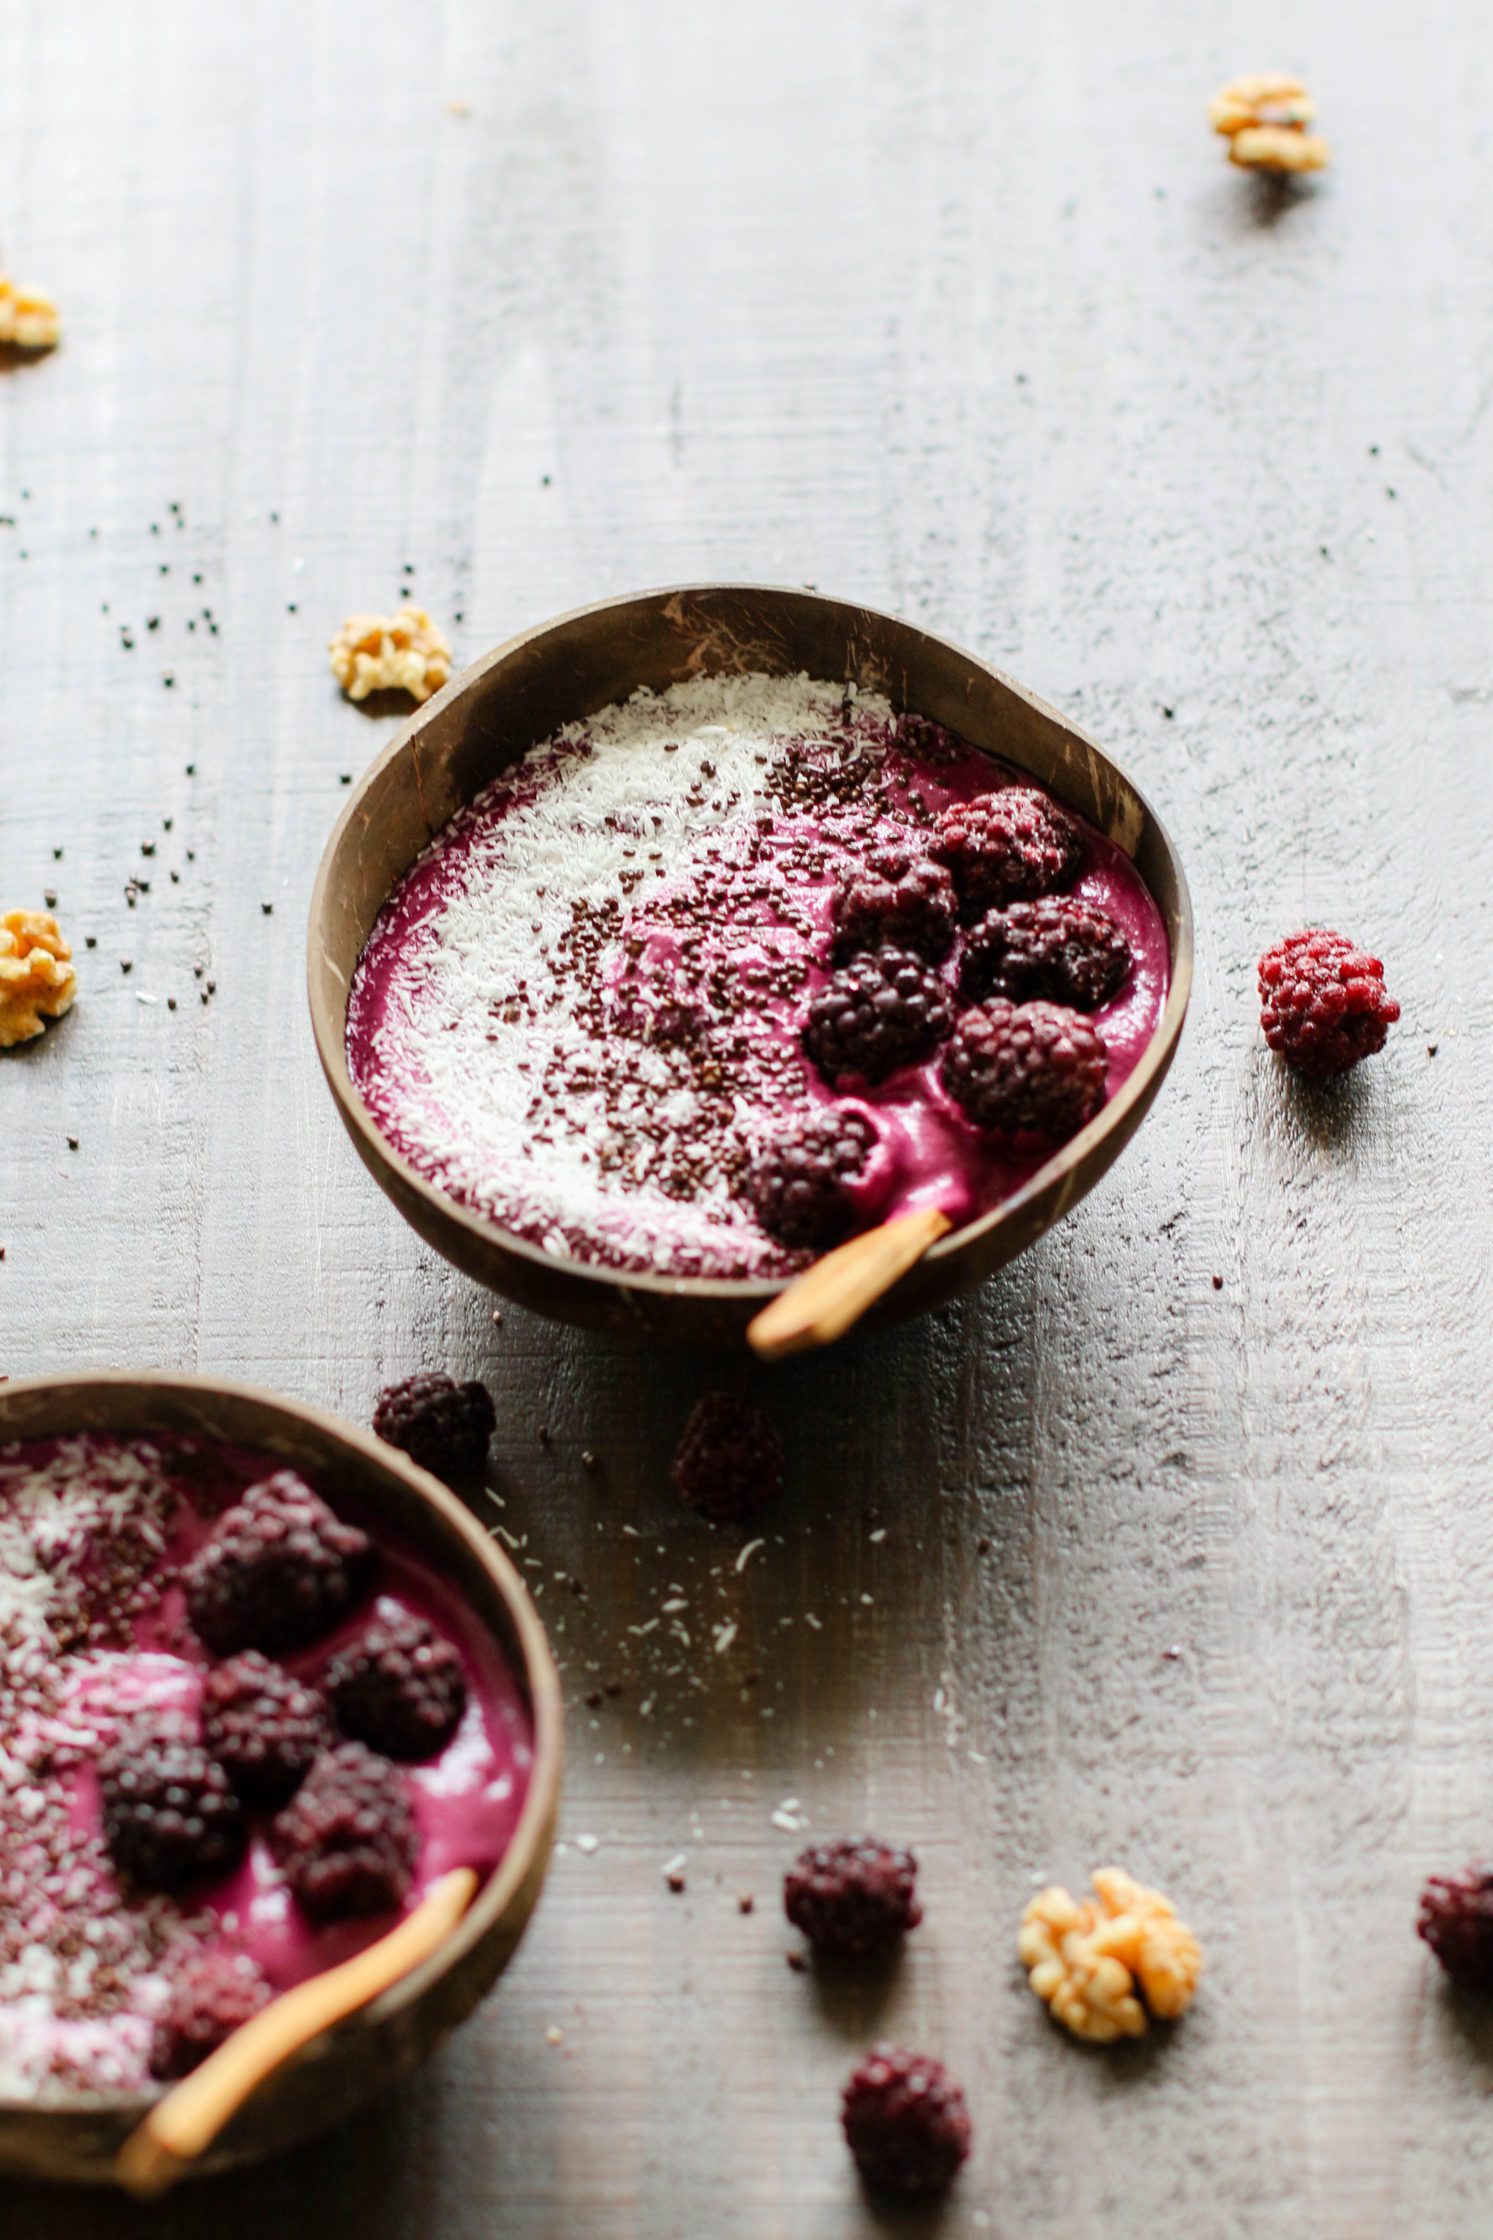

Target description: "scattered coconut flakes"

left=573, top=1833, right=600, bottom=1855
left=713, top=1621, right=738, bottom=1655
left=546, top=2024, right=565, bottom=2045
left=736, top=1539, right=765, bottom=1573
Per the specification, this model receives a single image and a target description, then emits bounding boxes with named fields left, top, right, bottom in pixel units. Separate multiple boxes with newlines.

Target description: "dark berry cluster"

left=270, top=1741, right=418, bottom=1920
left=831, top=848, right=957, bottom=964
left=1417, top=1866, right=1493, bottom=1988
left=803, top=946, right=952, bottom=1086
left=150, top=1949, right=273, bottom=2079
left=960, top=895, right=1130, bottom=1012
left=1258, top=928, right=1399, bottom=1078
left=671, top=1393, right=784, bottom=1525
left=183, top=1471, right=371, bottom=1655
left=327, top=1609, right=468, bottom=1761
left=373, top=1372, right=497, bottom=1481
left=841, top=2045, right=972, bottom=2196
left=941, top=997, right=1106, bottom=1145
left=933, top=786, right=1083, bottom=918
left=784, top=1837, right=922, bottom=1956
left=99, top=1729, right=245, bottom=1891
left=200, top=1650, right=330, bottom=1804
left=748, top=1107, right=878, bottom=1250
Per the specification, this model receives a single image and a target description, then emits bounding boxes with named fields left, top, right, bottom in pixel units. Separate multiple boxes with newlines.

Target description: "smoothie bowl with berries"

left=0, top=1374, right=561, bottom=2184
left=310, top=585, right=1192, bottom=1345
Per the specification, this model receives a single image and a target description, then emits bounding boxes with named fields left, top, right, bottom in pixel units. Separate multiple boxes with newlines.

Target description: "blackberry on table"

left=747, top=1107, right=878, bottom=1250
left=373, top=1372, right=497, bottom=1481
left=784, top=1837, right=922, bottom=1956
left=941, top=997, right=1106, bottom=1145
left=270, top=1741, right=418, bottom=1921
left=841, top=2044, right=972, bottom=2196
left=803, top=946, right=952, bottom=1087
left=200, top=1650, right=330, bottom=1805
left=183, top=1471, right=371, bottom=1655
left=671, top=1394, right=784, bottom=1525
left=831, top=848, right=957, bottom=964
left=150, top=1948, right=273, bottom=2079
left=1258, top=928, right=1399, bottom=1078
left=933, top=787, right=1083, bottom=918
left=326, top=1607, right=467, bottom=1761
left=1418, top=1866, right=1493, bottom=1989
left=99, top=1728, right=245, bottom=1892
left=959, top=895, right=1130, bottom=1012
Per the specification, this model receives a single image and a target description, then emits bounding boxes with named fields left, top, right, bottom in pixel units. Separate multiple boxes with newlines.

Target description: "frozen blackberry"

left=373, top=1372, right=497, bottom=1481
left=326, top=1608, right=467, bottom=1762
left=270, top=1741, right=417, bottom=1921
left=1258, top=929, right=1400, bottom=1079
left=99, top=1728, right=245, bottom=1892
left=671, top=1394, right=784, bottom=1525
left=803, top=946, right=953, bottom=1086
left=748, top=1107, right=878, bottom=1250
left=941, top=998, right=1106, bottom=1145
left=959, top=895, right=1130, bottom=1012
left=200, top=1650, right=330, bottom=1805
left=184, top=1471, right=371, bottom=1656
left=831, top=848, right=957, bottom=964
left=1417, top=1866, right=1493, bottom=1989
left=149, top=1948, right=273, bottom=2079
left=784, top=1837, right=922, bottom=1956
left=841, top=2045, right=972, bottom=2196
left=933, top=787, right=1083, bottom=918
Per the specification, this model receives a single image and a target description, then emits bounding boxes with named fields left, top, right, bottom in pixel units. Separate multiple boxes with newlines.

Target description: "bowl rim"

left=0, top=1368, right=564, bottom=2122
left=308, top=580, right=1194, bottom=1306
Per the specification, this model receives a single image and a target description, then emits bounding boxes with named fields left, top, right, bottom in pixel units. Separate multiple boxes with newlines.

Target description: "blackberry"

left=933, top=787, right=1083, bottom=918
left=831, top=848, right=957, bottom=964
left=803, top=947, right=953, bottom=1087
left=1258, top=929, right=1400, bottom=1079
left=99, top=1728, right=245, bottom=1891
left=1417, top=1866, right=1493, bottom=1989
left=784, top=1837, right=922, bottom=1956
left=270, top=1741, right=418, bottom=1921
left=200, top=1650, right=330, bottom=1804
left=373, top=1372, right=497, bottom=1481
left=149, top=1948, right=273, bottom=2079
left=841, top=2045, right=972, bottom=2196
left=941, top=998, right=1106, bottom=1145
left=184, top=1471, right=371, bottom=1656
left=959, top=895, right=1130, bottom=1011
left=671, top=1394, right=784, bottom=1525
left=748, top=1107, right=878, bottom=1250
left=326, top=1608, right=467, bottom=1761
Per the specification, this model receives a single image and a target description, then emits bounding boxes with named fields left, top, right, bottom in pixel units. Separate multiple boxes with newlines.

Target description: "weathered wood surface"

left=4, top=1, right=1491, bottom=2234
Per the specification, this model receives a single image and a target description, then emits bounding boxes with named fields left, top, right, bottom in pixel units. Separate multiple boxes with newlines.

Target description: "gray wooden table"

left=4, top=1, right=1490, bottom=2233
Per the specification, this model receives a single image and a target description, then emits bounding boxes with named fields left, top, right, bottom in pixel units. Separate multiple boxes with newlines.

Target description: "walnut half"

left=0, top=912, right=78, bottom=1048
left=0, top=276, right=62, bottom=351
left=328, top=606, right=453, bottom=705
left=1019, top=1866, right=1203, bottom=2043
left=1208, top=73, right=1330, bottom=174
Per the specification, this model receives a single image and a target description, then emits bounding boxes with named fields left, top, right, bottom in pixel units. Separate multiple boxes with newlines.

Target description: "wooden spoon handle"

left=115, top=1866, right=479, bottom=2199
left=747, top=1206, right=953, bottom=1359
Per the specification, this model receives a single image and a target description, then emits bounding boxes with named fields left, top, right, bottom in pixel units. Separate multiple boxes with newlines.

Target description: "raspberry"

left=149, top=1948, right=273, bottom=2079
left=803, top=947, right=953, bottom=1086
left=99, top=1728, right=245, bottom=1892
left=933, top=786, right=1083, bottom=918
left=841, top=2045, right=972, bottom=2196
left=326, top=1608, right=467, bottom=1762
left=200, top=1651, right=330, bottom=1805
left=748, top=1107, right=878, bottom=1250
left=373, top=1372, right=497, bottom=1481
left=959, top=895, right=1130, bottom=1012
left=941, top=998, right=1106, bottom=1145
left=784, top=1837, right=922, bottom=1956
left=184, top=1471, right=371, bottom=1656
left=1258, top=929, right=1399, bottom=1079
left=671, top=1394, right=784, bottom=1525
left=1417, top=1867, right=1493, bottom=1989
left=270, top=1741, right=418, bottom=1921
left=831, top=848, right=957, bottom=964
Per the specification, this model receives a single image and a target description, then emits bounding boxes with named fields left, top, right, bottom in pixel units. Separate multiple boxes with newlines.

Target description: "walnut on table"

left=0, top=912, right=78, bottom=1048
left=328, top=606, right=453, bottom=705
left=1018, top=1865, right=1203, bottom=2043
left=0, top=276, right=62, bottom=351
left=1208, top=73, right=1330, bottom=174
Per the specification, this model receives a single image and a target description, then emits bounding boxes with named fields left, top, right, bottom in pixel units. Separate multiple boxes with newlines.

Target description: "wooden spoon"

left=746, top=1206, right=953, bottom=1359
left=115, top=1866, right=479, bottom=2200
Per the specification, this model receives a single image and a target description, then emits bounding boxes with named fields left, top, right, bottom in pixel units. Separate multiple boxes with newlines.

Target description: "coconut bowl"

left=0, top=1372, right=562, bottom=2186
left=308, top=584, right=1193, bottom=1347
